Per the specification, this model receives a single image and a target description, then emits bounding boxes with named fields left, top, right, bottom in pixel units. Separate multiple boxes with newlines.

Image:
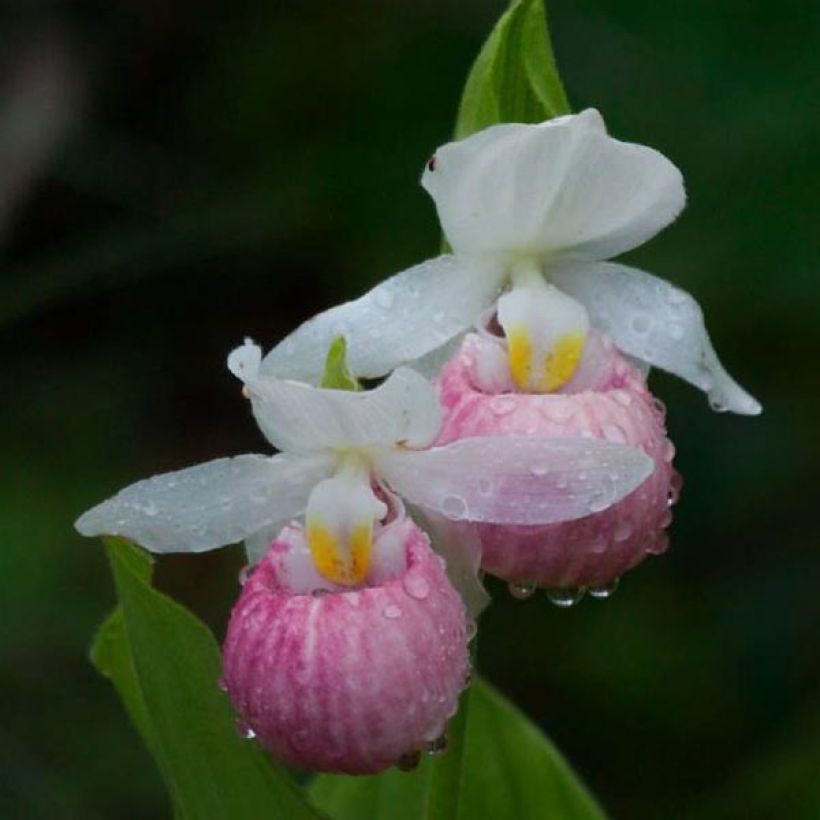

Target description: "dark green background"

left=2, top=0, right=818, bottom=817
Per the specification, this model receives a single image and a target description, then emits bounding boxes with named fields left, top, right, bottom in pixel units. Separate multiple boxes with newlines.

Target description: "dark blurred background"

left=1, top=0, right=818, bottom=817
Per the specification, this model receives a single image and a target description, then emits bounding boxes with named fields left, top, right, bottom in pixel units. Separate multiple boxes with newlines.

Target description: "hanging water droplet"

left=441, top=494, right=468, bottom=520
left=375, top=289, right=394, bottom=309
left=645, top=532, right=670, bottom=555
left=614, top=518, right=632, bottom=542
left=383, top=603, right=403, bottom=620
left=709, top=395, right=728, bottom=413
left=236, top=718, right=256, bottom=739
left=403, top=574, right=430, bottom=601
left=396, top=750, right=421, bottom=772
left=545, top=587, right=585, bottom=607
left=588, top=578, right=620, bottom=599
left=530, top=464, right=550, bottom=477
left=217, top=676, right=229, bottom=693
left=588, top=491, right=610, bottom=514
left=238, top=565, right=251, bottom=586
left=425, top=734, right=449, bottom=756
left=652, top=397, right=667, bottom=417
left=663, top=440, right=676, bottom=463
left=465, top=617, right=477, bottom=641
left=508, top=581, right=536, bottom=600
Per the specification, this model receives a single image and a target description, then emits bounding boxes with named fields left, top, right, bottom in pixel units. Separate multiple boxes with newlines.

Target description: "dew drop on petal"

left=142, top=501, right=158, bottom=517
left=465, top=617, right=477, bottom=642
left=631, top=314, right=652, bottom=335
left=663, top=440, right=676, bottom=463
left=545, top=587, right=585, bottom=607
left=238, top=565, right=251, bottom=586
left=530, top=464, right=550, bottom=477
left=613, top=390, right=632, bottom=408
left=441, top=494, right=468, bottom=520
left=645, top=532, right=670, bottom=555
left=403, top=574, right=430, bottom=601
left=588, top=578, right=620, bottom=599
left=235, top=718, right=256, bottom=739
left=588, top=491, right=611, bottom=514
left=614, top=518, right=632, bottom=542
left=508, top=581, right=536, bottom=600
left=383, top=603, right=403, bottom=620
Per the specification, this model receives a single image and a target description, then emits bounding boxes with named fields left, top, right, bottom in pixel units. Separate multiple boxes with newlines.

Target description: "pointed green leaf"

left=455, top=0, right=571, bottom=140
left=319, top=335, right=361, bottom=391
left=91, top=537, right=326, bottom=820
left=310, top=677, right=605, bottom=820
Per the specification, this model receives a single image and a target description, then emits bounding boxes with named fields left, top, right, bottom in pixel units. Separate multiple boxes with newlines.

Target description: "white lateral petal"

left=552, top=261, right=761, bottom=415
left=375, top=436, right=654, bottom=526
left=244, top=366, right=443, bottom=453
left=260, top=255, right=503, bottom=383
left=74, top=452, right=333, bottom=553
left=422, top=108, right=684, bottom=261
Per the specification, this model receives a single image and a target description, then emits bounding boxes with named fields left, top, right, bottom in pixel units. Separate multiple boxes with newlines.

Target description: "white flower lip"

left=261, top=109, right=759, bottom=415
left=75, top=341, right=656, bottom=565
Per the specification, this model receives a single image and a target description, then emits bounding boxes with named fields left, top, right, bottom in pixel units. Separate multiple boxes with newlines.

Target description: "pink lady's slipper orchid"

left=76, top=340, right=652, bottom=771
left=258, top=109, right=760, bottom=416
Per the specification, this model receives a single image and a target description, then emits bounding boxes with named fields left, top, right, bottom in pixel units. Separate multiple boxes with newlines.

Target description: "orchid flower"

left=259, top=109, right=759, bottom=415
left=75, top=340, right=654, bottom=590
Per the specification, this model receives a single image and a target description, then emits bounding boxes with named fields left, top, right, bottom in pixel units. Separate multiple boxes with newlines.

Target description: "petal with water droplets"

left=260, top=255, right=502, bottom=383
left=375, top=436, right=654, bottom=526
left=74, top=452, right=333, bottom=553
left=552, top=261, right=761, bottom=415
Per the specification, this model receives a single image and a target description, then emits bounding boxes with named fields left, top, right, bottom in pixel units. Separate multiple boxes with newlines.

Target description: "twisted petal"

left=422, top=108, right=684, bottom=261
left=231, top=351, right=443, bottom=452
left=260, top=255, right=502, bottom=382
left=74, top=452, right=333, bottom=553
left=552, top=261, right=761, bottom=415
left=375, top=436, right=654, bottom=526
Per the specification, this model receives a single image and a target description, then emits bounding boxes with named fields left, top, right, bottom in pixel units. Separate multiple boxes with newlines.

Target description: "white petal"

left=375, top=436, right=654, bottom=526
left=74, top=453, right=333, bottom=553
left=242, top=366, right=443, bottom=453
left=260, top=255, right=502, bottom=383
left=422, top=108, right=684, bottom=261
left=410, top=506, right=490, bottom=618
left=552, top=261, right=762, bottom=415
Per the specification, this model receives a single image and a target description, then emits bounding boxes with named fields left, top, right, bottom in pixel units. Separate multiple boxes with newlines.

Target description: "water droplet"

left=652, top=397, right=667, bottom=418
left=709, top=395, right=728, bottom=413
left=667, top=321, right=684, bottom=340
left=602, top=423, right=627, bottom=444
left=396, top=750, right=421, bottom=772
left=545, top=587, right=585, bottom=607
left=530, top=464, right=550, bottom=477
left=588, top=578, right=620, bottom=599
left=425, top=734, right=449, bottom=756
left=645, top=532, right=670, bottom=555
left=663, top=440, right=676, bottom=463
left=614, top=518, right=632, bottom=542
left=441, top=494, right=468, bottom=520
left=465, top=617, right=477, bottom=641
left=631, top=314, right=652, bottom=335
left=613, top=390, right=632, bottom=407
left=238, top=565, right=251, bottom=586
left=490, top=395, right=516, bottom=416
left=217, top=676, right=228, bottom=692
left=403, top=574, right=430, bottom=601
left=508, top=581, right=536, bottom=600
left=236, top=718, right=256, bottom=739
left=375, top=289, right=394, bottom=309
left=588, top=491, right=611, bottom=514
left=383, top=603, right=403, bottom=620
left=142, top=501, right=158, bottom=517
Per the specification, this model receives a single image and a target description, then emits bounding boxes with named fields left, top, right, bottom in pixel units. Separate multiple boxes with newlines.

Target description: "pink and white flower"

left=259, top=110, right=759, bottom=416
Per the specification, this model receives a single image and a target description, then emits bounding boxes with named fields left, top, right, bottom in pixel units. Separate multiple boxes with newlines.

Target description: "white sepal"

left=260, top=254, right=503, bottom=383
left=552, top=261, right=761, bottom=415
left=375, top=436, right=654, bottom=526
left=422, top=109, right=684, bottom=262
left=74, top=452, right=333, bottom=554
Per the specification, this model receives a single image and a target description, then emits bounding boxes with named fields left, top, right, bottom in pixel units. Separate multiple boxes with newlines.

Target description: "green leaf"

left=91, top=537, right=326, bottom=820
left=319, top=335, right=361, bottom=391
left=310, top=677, right=606, bottom=820
left=454, top=0, right=571, bottom=140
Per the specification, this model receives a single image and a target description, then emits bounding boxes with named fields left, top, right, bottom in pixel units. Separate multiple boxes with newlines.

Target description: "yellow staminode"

left=308, top=521, right=372, bottom=586
left=507, top=326, right=584, bottom=393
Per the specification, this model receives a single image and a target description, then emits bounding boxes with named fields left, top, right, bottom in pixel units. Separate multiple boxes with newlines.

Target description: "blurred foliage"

left=1, top=0, right=818, bottom=818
